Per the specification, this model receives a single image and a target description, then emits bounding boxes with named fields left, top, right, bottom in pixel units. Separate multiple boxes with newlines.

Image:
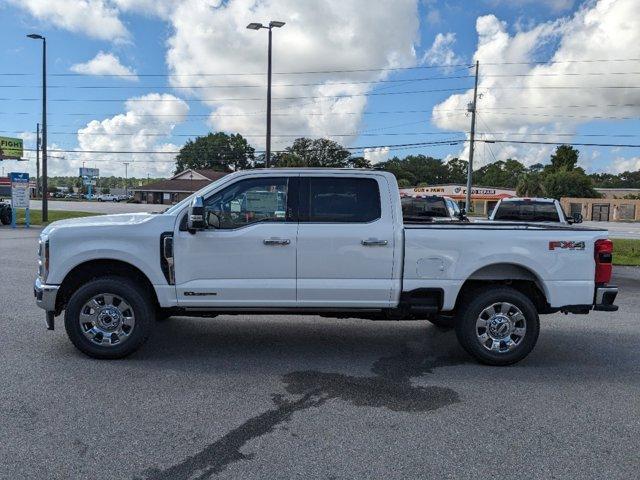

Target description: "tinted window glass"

left=307, top=177, right=380, bottom=223
left=401, top=197, right=449, bottom=218
left=205, top=177, right=288, bottom=229
left=493, top=201, right=560, bottom=222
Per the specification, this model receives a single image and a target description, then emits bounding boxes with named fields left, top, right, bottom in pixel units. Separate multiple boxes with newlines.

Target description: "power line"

left=0, top=87, right=469, bottom=103
left=0, top=74, right=475, bottom=89
left=2, top=57, right=639, bottom=78
left=5, top=71, right=640, bottom=90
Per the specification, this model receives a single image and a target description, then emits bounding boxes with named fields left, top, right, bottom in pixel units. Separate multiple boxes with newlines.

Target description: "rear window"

left=401, top=197, right=449, bottom=218
left=307, top=177, right=381, bottom=223
left=493, top=201, right=560, bottom=222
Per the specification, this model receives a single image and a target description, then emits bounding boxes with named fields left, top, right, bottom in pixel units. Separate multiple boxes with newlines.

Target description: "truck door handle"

left=361, top=238, right=388, bottom=246
left=263, top=238, right=291, bottom=246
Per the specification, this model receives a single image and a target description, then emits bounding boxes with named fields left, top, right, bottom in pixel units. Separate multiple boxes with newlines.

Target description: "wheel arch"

left=56, top=259, right=158, bottom=314
left=454, top=262, right=551, bottom=314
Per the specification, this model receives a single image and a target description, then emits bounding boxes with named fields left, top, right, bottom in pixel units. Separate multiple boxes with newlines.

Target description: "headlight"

left=38, top=237, right=49, bottom=281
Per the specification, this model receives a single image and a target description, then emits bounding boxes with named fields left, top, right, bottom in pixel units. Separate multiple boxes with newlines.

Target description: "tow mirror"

left=187, top=196, right=206, bottom=232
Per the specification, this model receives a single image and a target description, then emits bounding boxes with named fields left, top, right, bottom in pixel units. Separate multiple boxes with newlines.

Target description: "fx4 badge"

left=549, top=241, right=585, bottom=251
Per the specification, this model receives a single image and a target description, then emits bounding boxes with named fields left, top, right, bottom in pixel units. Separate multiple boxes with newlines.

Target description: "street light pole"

left=28, top=34, right=47, bottom=221
left=247, top=20, right=285, bottom=168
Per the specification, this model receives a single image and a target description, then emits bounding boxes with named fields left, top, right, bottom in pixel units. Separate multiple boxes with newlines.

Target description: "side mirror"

left=187, top=196, right=206, bottom=232
left=572, top=212, right=583, bottom=224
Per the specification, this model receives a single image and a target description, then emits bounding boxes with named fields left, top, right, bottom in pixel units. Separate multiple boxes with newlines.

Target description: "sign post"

left=9, top=172, right=30, bottom=228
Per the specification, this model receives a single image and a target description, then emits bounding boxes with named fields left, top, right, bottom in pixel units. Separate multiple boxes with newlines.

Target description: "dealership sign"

left=0, top=137, right=24, bottom=160
left=79, top=167, right=99, bottom=178
left=10, top=172, right=30, bottom=208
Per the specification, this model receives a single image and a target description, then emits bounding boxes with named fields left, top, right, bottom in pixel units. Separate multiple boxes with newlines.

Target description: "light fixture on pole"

left=246, top=20, right=285, bottom=168
left=27, top=33, right=47, bottom=221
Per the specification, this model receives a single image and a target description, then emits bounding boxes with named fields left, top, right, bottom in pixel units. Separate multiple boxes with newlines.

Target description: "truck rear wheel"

left=0, top=205, right=11, bottom=225
left=455, top=286, right=539, bottom=366
left=64, top=276, right=153, bottom=359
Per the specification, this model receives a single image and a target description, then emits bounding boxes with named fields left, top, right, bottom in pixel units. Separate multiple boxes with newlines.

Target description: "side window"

left=204, top=177, right=289, bottom=229
left=306, top=177, right=381, bottom=223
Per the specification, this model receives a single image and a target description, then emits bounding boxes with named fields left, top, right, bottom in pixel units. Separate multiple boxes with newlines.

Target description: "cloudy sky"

left=0, top=0, right=638, bottom=178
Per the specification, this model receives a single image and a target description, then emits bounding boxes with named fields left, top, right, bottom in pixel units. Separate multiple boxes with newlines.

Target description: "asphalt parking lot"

left=1, top=228, right=639, bottom=480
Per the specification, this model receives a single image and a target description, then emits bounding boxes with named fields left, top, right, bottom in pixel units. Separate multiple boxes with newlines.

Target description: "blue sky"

left=0, top=0, right=638, bottom=178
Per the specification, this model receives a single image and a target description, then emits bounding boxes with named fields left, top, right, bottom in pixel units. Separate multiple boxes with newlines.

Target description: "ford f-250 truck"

left=34, top=169, right=618, bottom=365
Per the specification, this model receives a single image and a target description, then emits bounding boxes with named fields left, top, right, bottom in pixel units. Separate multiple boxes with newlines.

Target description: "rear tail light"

left=594, top=239, right=613, bottom=284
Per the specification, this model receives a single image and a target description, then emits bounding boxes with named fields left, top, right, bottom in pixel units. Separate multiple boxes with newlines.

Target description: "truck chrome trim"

left=34, top=277, right=59, bottom=312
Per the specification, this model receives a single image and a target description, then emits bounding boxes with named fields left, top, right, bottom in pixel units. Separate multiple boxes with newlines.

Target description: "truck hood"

left=42, top=212, right=159, bottom=235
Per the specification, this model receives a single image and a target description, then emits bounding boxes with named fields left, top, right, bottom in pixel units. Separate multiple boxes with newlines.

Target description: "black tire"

left=64, top=276, right=154, bottom=359
left=0, top=205, right=11, bottom=225
left=455, top=286, right=539, bottom=366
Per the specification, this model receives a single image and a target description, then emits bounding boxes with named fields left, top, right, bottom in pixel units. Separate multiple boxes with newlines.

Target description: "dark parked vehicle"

left=401, top=195, right=467, bottom=222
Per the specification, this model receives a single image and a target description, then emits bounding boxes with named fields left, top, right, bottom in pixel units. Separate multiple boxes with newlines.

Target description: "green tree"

left=516, top=172, right=545, bottom=197
left=175, top=132, right=255, bottom=173
left=543, top=170, right=600, bottom=199
left=445, top=158, right=468, bottom=184
left=546, top=145, right=580, bottom=173
left=100, top=187, right=110, bottom=194
left=377, top=155, right=448, bottom=186
left=273, top=138, right=354, bottom=168
left=475, top=159, right=526, bottom=188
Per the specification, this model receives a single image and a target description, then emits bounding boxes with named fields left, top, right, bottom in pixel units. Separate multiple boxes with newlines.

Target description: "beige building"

left=561, top=197, right=640, bottom=222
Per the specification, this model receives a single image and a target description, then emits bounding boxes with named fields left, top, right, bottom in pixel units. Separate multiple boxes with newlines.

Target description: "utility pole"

left=465, top=60, right=479, bottom=214
left=123, top=162, right=130, bottom=197
left=28, top=34, right=47, bottom=221
left=36, top=123, right=40, bottom=198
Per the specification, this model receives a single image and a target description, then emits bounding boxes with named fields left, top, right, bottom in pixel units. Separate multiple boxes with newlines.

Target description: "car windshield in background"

left=401, top=197, right=449, bottom=218
left=494, top=201, right=560, bottom=222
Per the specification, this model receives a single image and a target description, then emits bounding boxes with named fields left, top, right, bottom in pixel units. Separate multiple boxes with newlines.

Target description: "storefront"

left=399, top=185, right=516, bottom=215
left=561, top=197, right=640, bottom=222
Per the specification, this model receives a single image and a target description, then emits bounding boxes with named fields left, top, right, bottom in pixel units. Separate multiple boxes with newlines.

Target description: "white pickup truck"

left=34, top=169, right=618, bottom=365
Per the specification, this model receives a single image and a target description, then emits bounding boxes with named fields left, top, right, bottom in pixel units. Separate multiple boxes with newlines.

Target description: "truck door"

left=296, top=175, right=396, bottom=307
left=173, top=175, right=299, bottom=307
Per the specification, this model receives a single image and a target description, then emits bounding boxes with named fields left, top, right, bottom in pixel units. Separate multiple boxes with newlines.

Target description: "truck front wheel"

left=64, top=276, right=154, bottom=359
left=455, top=286, right=539, bottom=366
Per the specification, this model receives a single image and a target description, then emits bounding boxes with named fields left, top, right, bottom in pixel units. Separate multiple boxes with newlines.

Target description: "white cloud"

left=488, top=0, right=575, bottom=13
left=163, top=0, right=420, bottom=151
left=612, top=156, right=640, bottom=173
left=70, top=52, right=138, bottom=80
left=8, top=0, right=130, bottom=42
left=70, top=93, right=189, bottom=178
left=364, top=147, right=391, bottom=164
left=432, top=0, right=640, bottom=168
left=422, top=32, right=462, bottom=67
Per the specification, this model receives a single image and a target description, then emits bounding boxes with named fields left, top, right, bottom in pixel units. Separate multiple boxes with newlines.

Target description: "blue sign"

left=9, top=172, right=30, bottom=228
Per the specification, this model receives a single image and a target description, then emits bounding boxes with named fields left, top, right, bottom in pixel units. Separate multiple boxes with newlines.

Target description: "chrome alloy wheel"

left=475, top=302, right=526, bottom=353
left=79, top=293, right=136, bottom=347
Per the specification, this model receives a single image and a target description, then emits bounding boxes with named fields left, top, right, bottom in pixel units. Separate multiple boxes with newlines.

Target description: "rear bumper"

left=34, top=277, right=59, bottom=312
left=593, top=284, right=618, bottom=312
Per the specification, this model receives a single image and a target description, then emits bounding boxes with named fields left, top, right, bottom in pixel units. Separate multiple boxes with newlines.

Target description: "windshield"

left=493, top=201, right=560, bottom=222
